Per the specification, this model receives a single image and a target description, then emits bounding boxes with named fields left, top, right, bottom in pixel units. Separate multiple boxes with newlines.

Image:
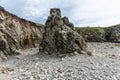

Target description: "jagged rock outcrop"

left=39, top=8, right=90, bottom=57
left=110, top=25, right=120, bottom=43
left=0, top=6, right=42, bottom=59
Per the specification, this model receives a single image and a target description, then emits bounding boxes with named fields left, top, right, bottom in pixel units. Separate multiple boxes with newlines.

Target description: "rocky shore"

left=0, top=42, right=120, bottom=80
left=0, top=6, right=120, bottom=80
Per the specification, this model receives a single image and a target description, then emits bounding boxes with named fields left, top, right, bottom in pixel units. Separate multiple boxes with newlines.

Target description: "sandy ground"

left=0, top=42, right=120, bottom=80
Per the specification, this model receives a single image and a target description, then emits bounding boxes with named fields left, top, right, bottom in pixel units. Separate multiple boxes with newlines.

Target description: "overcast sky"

left=0, top=0, right=120, bottom=27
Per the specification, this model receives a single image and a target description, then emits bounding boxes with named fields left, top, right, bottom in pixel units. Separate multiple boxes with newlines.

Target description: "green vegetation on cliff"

left=35, top=23, right=44, bottom=27
left=75, top=27, right=112, bottom=42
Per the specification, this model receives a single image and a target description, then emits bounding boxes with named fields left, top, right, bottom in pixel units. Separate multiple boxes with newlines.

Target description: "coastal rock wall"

left=0, top=6, right=42, bottom=59
left=76, top=26, right=120, bottom=43
left=110, top=25, right=120, bottom=43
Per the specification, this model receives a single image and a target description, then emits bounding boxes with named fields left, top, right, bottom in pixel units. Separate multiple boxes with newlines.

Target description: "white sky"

left=0, top=0, right=120, bottom=27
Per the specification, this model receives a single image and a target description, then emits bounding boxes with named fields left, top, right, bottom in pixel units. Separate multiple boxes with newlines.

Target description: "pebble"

left=0, top=42, right=120, bottom=80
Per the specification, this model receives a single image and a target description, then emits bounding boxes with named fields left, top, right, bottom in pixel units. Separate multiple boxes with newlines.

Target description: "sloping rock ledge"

left=0, top=6, right=42, bottom=60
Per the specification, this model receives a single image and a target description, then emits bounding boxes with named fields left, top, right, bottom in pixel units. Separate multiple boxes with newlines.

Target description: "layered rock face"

left=0, top=6, right=42, bottom=59
left=110, top=26, right=120, bottom=43
left=39, top=8, right=90, bottom=57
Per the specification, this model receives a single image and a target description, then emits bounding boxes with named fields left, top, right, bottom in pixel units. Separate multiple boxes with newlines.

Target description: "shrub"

left=75, top=27, right=107, bottom=42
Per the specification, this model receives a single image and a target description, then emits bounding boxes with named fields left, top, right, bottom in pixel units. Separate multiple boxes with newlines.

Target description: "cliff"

left=0, top=6, right=42, bottom=59
left=76, top=26, right=120, bottom=43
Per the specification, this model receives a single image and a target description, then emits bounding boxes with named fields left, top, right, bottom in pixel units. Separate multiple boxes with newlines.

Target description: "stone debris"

left=0, top=42, right=119, bottom=80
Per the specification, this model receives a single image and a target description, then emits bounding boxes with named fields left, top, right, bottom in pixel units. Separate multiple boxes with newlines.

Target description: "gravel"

left=0, top=42, right=120, bottom=80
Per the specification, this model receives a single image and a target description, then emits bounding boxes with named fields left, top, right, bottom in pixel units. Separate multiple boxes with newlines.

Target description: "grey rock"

left=110, top=25, right=120, bottom=42
left=50, top=8, right=61, bottom=17
left=39, top=8, right=90, bottom=57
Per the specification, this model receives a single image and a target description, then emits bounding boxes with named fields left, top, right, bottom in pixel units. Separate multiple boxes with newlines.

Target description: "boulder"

left=110, top=26, right=120, bottom=43
left=39, top=8, right=90, bottom=57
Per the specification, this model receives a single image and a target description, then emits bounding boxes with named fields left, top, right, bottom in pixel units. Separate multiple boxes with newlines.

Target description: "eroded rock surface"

left=110, top=25, right=120, bottom=43
left=0, top=6, right=42, bottom=59
left=39, top=8, right=90, bottom=57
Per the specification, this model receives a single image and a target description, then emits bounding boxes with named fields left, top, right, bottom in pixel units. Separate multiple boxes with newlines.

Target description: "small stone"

left=110, top=47, right=114, bottom=49
left=104, top=47, right=107, bottom=49
left=8, top=71, right=15, bottom=75
left=90, top=62, right=94, bottom=64
left=15, top=56, right=21, bottom=59
left=111, top=54, right=116, bottom=56
left=1, top=67, right=10, bottom=74
left=81, top=50, right=87, bottom=54
left=36, top=62, right=39, bottom=66
left=59, top=58, right=64, bottom=61
left=11, top=78, right=20, bottom=80
left=57, top=69, right=64, bottom=73
left=74, top=51, right=78, bottom=55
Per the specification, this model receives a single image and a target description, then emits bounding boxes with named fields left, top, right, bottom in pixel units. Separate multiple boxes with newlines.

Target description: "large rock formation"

left=110, top=25, right=120, bottom=43
left=39, top=8, right=90, bottom=57
left=0, top=6, right=42, bottom=59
